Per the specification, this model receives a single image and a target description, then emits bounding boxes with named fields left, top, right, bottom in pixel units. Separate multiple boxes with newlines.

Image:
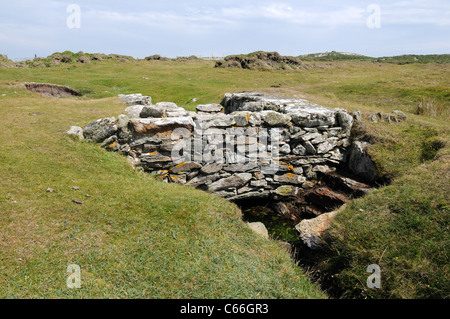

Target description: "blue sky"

left=1, top=0, right=449, bottom=60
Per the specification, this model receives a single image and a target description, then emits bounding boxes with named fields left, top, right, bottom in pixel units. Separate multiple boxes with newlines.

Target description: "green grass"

left=0, top=58, right=448, bottom=299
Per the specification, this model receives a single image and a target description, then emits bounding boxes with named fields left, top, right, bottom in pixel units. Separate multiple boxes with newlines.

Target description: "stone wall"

left=70, top=92, right=360, bottom=201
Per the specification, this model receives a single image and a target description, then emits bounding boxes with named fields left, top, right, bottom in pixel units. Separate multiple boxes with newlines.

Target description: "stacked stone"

left=74, top=92, right=356, bottom=201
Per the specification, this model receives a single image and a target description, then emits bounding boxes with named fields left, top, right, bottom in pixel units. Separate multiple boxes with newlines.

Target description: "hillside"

left=0, top=57, right=448, bottom=299
left=299, top=51, right=450, bottom=64
left=299, top=51, right=374, bottom=61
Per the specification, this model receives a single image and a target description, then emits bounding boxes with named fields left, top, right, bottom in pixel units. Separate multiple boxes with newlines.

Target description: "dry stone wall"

left=71, top=92, right=361, bottom=201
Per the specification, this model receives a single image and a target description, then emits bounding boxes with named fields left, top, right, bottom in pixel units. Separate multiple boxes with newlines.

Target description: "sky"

left=1, top=0, right=449, bottom=60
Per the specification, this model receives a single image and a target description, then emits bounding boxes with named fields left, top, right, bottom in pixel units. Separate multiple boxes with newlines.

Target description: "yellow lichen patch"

left=279, top=161, right=293, bottom=171
left=109, top=142, right=117, bottom=148
left=286, top=173, right=295, bottom=179
left=246, top=113, right=251, bottom=121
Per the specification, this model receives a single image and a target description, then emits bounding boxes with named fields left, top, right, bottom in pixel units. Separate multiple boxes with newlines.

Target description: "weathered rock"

left=67, top=126, right=84, bottom=140
left=170, top=162, right=202, bottom=174
left=140, top=105, right=166, bottom=118
left=196, top=104, right=223, bottom=113
left=348, top=141, right=377, bottom=182
left=200, top=162, right=223, bottom=174
left=304, top=141, right=317, bottom=155
left=336, top=110, right=354, bottom=135
left=223, top=162, right=258, bottom=173
left=295, top=209, right=340, bottom=249
left=274, top=173, right=306, bottom=185
left=125, top=105, right=145, bottom=118
left=83, top=118, right=117, bottom=143
left=392, top=110, right=407, bottom=120
left=319, top=171, right=372, bottom=197
left=194, top=114, right=236, bottom=129
left=207, top=174, right=250, bottom=192
left=292, top=144, right=307, bottom=155
left=187, top=173, right=221, bottom=187
left=261, top=111, right=291, bottom=127
left=228, top=190, right=270, bottom=201
left=247, top=222, right=269, bottom=239
left=131, top=117, right=194, bottom=134
left=306, top=187, right=349, bottom=211
left=117, top=114, right=130, bottom=130
left=352, top=110, right=362, bottom=121
left=316, top=138, right=338, bottom=154
left=233, top=111, right=252, bottom=127
left=119, top=93, right=152, bottom=105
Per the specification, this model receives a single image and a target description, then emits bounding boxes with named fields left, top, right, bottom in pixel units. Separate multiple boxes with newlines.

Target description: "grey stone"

left=119, top=94, right=151, bottom=105
left=187, top=173, right=221, bottom=187
left=392, top=110, right=407, bottom=120
left=196, top=103, right=223, bottom=113
left=247, top=222, right=269, bottom=239
left=171, top=162, right=202, bottom=174
left=336, top=110, right=354, bottom=135
left=131, top=117, right=195, bottom=134
left=67, top=126, right=84, bottom=140
left=301, top=132, right=321, bottom=141
left=280, top=143, right=291, bottom=154
left=348, top=141, right=377, bottom=182
left=250, top=179, right=268, bottom=187
left=261, top=111, right=291, bottom=127
left=228, top=190, right=270, bottom=201
left=140, top=105, right=166, bottom=118
left=304, top=141, right=317, bottom=155
left=83, top=117, right=117, bottom=143
left=125, top=105, right=145, bottom=118
left=200, top=162, right=223, bottom=174
left=272, top=185, right=300, bottom=197
left=274, top=173, right=306, bottom=185
left=223, top=162, right=258, bottom=172
left=194, top=114, right=236, bottom=129
left=353, top=110, right=362, bottom=121
left=368, top=114, right=378, bottom=122
left=292, top=144, right=307, bottom=156
left=233, top=111, right=252, bottom=127
left=295, top=209, right=341, bottom=249
left=117, top=114, right=129, bottom=130
left=235, top=173, right=253, bottom=184
left=316, top=138, right=338, bottom=154
left=208, top=174, right=250, bottom=192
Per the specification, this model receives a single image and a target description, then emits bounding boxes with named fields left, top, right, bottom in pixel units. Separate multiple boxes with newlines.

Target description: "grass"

left=0, top=58, right=448, bottom=299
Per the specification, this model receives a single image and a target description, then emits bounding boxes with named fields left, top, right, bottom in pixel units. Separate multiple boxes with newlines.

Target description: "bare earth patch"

left=24, top=82, right=81, bottom=98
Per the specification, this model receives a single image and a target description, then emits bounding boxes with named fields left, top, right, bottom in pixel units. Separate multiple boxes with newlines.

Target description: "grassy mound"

left=215, top=51, right=309, bottom=70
